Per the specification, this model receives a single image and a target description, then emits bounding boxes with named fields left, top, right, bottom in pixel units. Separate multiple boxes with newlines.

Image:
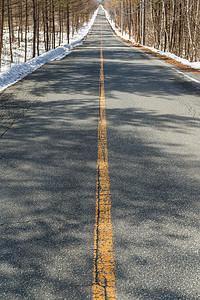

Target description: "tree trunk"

left=193, top=0, right=200, bottom=60
left=52, top=0, right=55, bottom=49
left=67, top=3, right=70, bottom=44
left=45, top=0, right=49, bottom=51
left=150, top=1, right=156, bottom=47
left=170, top=0, right=176, bottom=52
left=59, top=5, right=62, bottom=46
left=32, top=0, right=36, bottom=57
left=42, top=0, right=46, bottom=50
left=25, top=0, right=28, bottom=62
left=37, top=0, right=40, bottom=56
left=0, top=0, right=5, bottom=68
left=187, top=0, right=195, bottom=60
left=159, top=0, right=165, bottom=51
left=7, top=0, right=13, bottom=64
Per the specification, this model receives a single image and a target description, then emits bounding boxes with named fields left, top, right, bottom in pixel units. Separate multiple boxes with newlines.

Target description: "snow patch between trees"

left=104, top=8, right=200, bottom=73
left=0, top=7, right=99, bottom=93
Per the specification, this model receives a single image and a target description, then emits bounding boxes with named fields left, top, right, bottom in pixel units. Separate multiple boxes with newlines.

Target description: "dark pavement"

left=0, top=7, right=200, bottom=300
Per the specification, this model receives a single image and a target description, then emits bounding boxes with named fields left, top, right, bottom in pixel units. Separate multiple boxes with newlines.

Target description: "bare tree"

left=0, top=0, right=99, bottom=68
left=7, top=0, right=13, bottom=64
left=105, top=0, right=200, bottom=62
left=32, top=0, right=36, bottom=57
left=0, top=0, right=5, bottom=68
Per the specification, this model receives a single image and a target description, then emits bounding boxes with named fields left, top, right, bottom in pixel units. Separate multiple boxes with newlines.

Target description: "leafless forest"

left=105, top=0, right=200, bottom=62
left=0, top=0, right=98, bottom=68
left=0, top=0, right=199, bottom=70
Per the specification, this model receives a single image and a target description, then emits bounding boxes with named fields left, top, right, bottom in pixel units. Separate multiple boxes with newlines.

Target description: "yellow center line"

left=93, top=19, right=117, bottom=300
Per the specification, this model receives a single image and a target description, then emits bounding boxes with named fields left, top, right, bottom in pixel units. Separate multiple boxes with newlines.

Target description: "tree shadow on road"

left=0, top=19, right=199, bottom=299
left=105, top=106, right=200, bottom=300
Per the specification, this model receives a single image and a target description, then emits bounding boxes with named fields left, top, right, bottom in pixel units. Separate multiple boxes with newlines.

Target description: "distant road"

left=0, top=7, right=199, bottom=300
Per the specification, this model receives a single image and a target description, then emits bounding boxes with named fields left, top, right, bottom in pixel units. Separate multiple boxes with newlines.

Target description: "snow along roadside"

left=103, top=7, right=200, bottom=74
left=0, top=7, right=99, bottom=93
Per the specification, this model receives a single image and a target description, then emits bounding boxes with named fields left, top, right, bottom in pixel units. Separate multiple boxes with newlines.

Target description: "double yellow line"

left=93, top=19, right=117, bottom=300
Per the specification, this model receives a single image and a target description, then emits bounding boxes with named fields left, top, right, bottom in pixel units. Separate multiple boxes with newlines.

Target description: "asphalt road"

left=0, top=7, right=200, bottom=300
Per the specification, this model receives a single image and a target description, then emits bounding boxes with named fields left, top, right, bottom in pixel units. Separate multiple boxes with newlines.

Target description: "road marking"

left=82, top=46, right=123, bottom=49
left=93, top=20, right=117, bottom=300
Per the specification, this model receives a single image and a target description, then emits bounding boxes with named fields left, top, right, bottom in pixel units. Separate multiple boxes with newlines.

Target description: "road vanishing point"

left=0, top=7, right=200, bottom=300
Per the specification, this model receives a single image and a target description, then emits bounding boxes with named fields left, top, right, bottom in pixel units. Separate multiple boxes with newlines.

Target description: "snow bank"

left=0, top=7, right=99, bottom=93
left=103, top=7, right=136, bottom=44
left=144, top=46, right=200, bottom=71
left=104, top=7, right=200, bottom=72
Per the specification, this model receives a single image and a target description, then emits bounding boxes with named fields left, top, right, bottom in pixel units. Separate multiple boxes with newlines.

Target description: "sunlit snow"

left=0, top=8, right=99, bottom=93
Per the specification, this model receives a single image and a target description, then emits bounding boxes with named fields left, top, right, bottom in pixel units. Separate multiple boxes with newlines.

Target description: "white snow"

left=0, top=7, right=99, bottom=93
left=144, top=46, right=200, bottom=71
left=103, top=8, right=136, bottom=43
left=104, top=7, right=200, bottom=72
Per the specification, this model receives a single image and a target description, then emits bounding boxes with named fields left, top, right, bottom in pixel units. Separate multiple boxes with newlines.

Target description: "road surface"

left=0, top=7, right=200, bottom=300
